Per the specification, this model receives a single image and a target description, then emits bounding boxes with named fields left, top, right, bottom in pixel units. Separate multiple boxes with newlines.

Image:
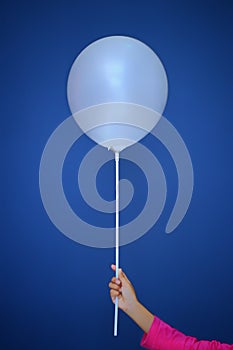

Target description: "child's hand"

left=109, top=264, right=138, bottom=314
left=109, top=264, right=154, bottom=333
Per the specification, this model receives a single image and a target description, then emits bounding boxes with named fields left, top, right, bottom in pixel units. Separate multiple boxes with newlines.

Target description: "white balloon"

left=67, top=36, right=168, bottom=152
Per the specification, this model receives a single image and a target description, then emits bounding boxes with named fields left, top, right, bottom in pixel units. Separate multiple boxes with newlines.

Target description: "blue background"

left=1, top=0, right=233, bottom=349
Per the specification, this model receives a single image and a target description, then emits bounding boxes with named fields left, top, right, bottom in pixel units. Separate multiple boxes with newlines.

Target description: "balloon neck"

left=108, top=146, right=121, bottom=154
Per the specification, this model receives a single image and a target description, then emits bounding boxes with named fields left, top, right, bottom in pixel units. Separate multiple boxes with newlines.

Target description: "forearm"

left=125, top=300, right=154, bottom=334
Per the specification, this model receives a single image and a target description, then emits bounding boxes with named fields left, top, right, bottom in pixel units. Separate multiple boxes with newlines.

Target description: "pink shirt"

left=141, top=316, right=233, bottom=350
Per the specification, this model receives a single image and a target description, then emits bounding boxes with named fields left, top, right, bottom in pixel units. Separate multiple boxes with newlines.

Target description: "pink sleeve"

left=140, top=316, right=233, bottom=350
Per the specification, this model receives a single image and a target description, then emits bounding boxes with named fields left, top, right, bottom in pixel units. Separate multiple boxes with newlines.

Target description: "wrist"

left=124, top=298, right=140, bottom=318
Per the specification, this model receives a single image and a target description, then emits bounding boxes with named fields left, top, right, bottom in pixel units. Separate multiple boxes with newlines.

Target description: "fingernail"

left=116, top=279, right=120, bottom=285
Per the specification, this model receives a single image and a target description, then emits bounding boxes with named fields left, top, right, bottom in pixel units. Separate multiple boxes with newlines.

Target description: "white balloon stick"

left=114, top=151, right=120, bottom=336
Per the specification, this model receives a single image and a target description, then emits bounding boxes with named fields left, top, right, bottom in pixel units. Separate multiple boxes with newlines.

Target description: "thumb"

left=111, top=264, right=128, bottom=282
left=111, top=264, right=124, bottom=275
left=111, top=264, right=116, bottom=271
left=118, top=268, right=129, bottom=282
